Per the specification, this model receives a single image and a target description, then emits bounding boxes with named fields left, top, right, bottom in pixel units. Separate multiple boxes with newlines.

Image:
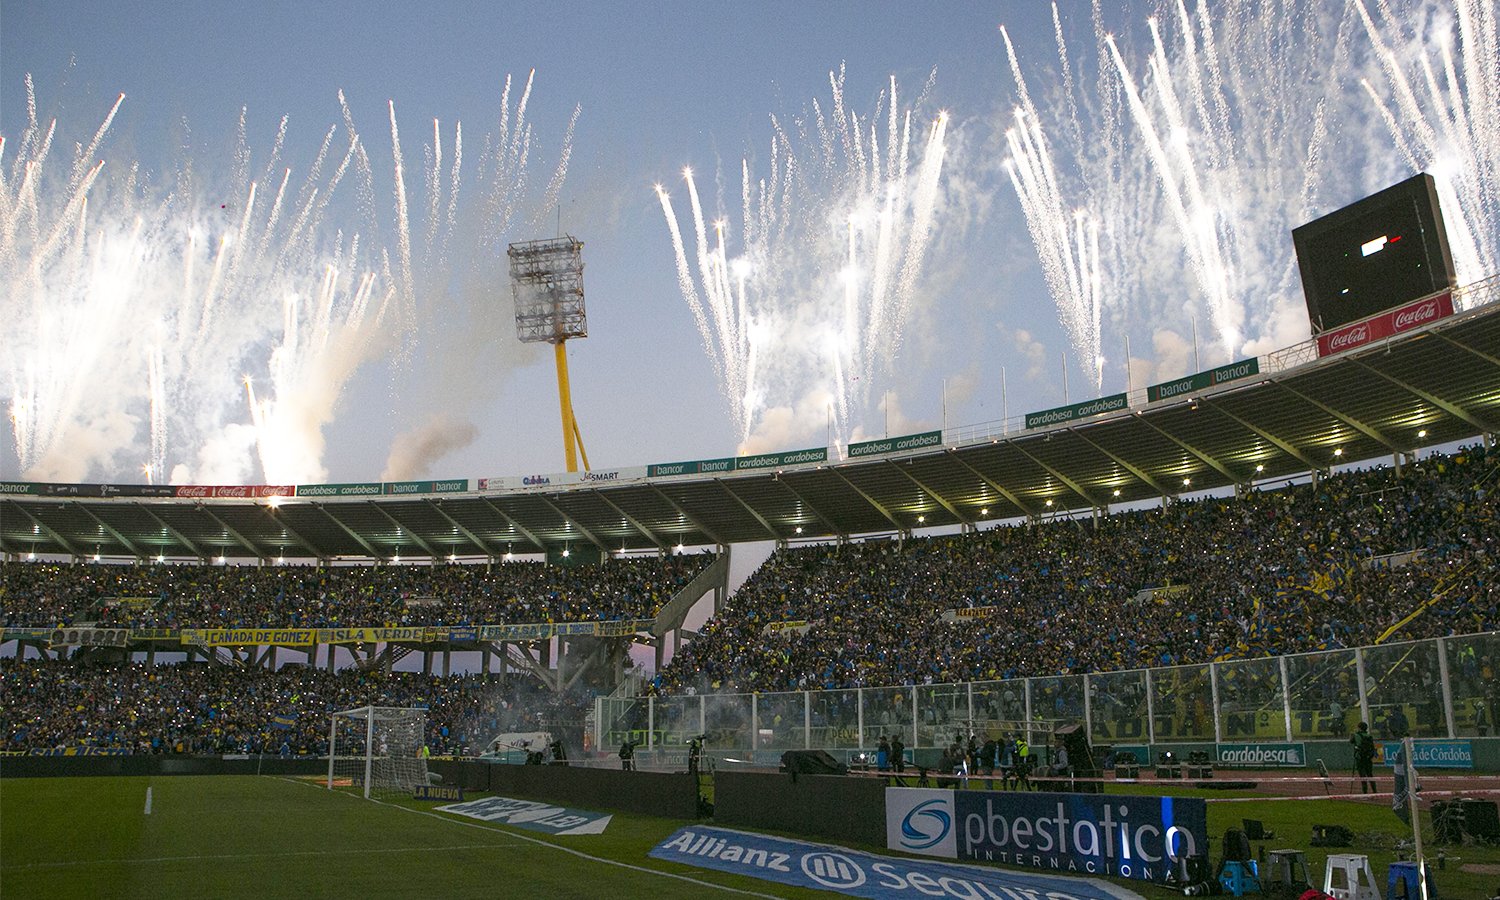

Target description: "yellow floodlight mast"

left=553, top=340, right=589, bottom=472
left=508, top=236, right=591, bottom=473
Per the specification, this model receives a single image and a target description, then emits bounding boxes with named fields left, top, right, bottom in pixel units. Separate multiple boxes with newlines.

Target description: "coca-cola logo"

left=1394, top=301, right=1439, bottom=330
left=1327, top=325, right=1368, bottom=350
left=176, top=486, right=211, bottom=497
left=212, top=486, right=251, bottom=498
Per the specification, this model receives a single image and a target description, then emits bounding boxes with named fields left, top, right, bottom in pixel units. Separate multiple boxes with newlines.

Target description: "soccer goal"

left=327, top=706, right=429, bottom=799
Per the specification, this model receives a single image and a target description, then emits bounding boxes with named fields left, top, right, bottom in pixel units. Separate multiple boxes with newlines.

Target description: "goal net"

left=327, top=706, right=429, bottom=799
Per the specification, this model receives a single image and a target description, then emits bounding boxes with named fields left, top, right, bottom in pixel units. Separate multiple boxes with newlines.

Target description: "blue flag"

left=271, top=713, right=297, bottom=730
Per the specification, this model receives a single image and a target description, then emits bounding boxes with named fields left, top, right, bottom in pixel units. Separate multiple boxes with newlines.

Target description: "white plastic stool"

left=1323, top=853, right=1383, bottom=900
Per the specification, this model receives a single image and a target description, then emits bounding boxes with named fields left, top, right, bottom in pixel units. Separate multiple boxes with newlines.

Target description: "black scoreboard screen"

left=1292, top=173, right=1457, bottom=333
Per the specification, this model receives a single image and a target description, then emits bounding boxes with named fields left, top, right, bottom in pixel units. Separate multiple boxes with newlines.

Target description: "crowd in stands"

left=0, top=659, right=589, bottom=756
left=658, top=445, right=1500, bottom=694
left=0, top=554, right=711, bottom=630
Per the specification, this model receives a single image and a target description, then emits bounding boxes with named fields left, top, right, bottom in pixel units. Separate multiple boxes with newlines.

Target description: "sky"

left=2, top=0, right=1493, bottom=490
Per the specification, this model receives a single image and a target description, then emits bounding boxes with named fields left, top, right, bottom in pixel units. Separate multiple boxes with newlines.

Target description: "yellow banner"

left=180, top=628, right=316, bottom=647
left=314, top=626, right=447, bottom=643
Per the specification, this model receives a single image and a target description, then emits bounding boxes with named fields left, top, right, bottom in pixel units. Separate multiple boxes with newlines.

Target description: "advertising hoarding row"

left=647, top=447, right=828, bottom=479
left=887, top=787, right=1207, bottom=885
left=1146, top=358, right=1261, bottom=404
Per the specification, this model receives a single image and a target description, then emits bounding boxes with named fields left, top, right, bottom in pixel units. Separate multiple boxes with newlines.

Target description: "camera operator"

left=619, top=737, right=641, bottom=771
left=687, top=734, right=705, bottom=776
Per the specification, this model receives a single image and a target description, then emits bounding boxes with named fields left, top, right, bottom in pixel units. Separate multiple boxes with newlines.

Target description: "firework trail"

left=658, top=65, right=949, bottom=450
left=1354, top=0, right=1498, bottom=296
left=1, top=73, right=574, bottom=484
left=1003, top=0, right=1497, bottom=389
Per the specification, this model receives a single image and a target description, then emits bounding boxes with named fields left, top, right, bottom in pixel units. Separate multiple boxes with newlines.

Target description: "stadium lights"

left=918, top=515, right=926, bottom=523
left=1256, top=464, right=1265, bottom=472
left=980, top=507, right=989, bottom=516
left=93, top=552, right=100, bottom=562
left=156, top=554, right=165, bottom=563
left=27, top=551, right=35, bottom=561
left=1113, top=489, right=1121, bottom=497
left=392, top=555, right=401, bottom=564
left=1045, top=499, right=1053, bottom=507
left=448, top=553, right=457, bottom=562
left=562, top=548, right=571, bottom=558
left=1333, top=447, right=1343, bottom=457
left=1418, top=429, right=1428, bottom=439
left=795, top=526, right=803, bottom=534
left=217, top=555, right=226, bottom=565
left=1183, top=477, right=1192, bottom=486
left=266, top=496, right=282, bottom=509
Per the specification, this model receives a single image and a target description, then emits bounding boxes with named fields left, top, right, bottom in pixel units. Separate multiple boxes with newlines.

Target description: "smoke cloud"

left=381, top=413, right=480, bottom=481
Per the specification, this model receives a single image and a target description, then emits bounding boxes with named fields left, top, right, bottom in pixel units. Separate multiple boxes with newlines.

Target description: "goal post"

left=327, top=706, right=429, bottom=799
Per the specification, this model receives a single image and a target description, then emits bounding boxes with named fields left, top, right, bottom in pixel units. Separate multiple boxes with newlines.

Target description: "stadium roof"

left=4, top=282, right=1499, bottom=562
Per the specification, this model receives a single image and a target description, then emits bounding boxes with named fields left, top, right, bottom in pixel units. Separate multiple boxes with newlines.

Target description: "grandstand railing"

left=596, top=630, right=1500, bottom=754
left=947, top=273, right=1500, bottom=449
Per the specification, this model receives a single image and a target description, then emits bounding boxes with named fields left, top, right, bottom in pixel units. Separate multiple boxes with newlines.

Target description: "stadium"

left=6, top=3, right=1500, bottom=900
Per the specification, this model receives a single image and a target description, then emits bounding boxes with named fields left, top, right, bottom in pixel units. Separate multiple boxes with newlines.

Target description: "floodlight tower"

left=508, top=236, right=591, bottom=472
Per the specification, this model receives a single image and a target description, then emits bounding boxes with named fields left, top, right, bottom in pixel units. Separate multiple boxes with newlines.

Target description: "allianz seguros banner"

left=653, top=824, right=1140, bottom=900
left=887, top=786, right=1206, bottom=884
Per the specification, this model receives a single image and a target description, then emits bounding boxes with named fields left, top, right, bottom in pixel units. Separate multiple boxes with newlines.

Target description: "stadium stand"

left=657, top=444, right=1500, bottom=695
left=4, top=448, right=1500, bottom=755
left=0, top=659, right=588, bottom=757
left=0, top=553, right=711, bottom=629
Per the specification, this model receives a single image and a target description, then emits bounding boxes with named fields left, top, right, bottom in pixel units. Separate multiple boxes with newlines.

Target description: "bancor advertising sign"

left=887, top=787, right=1207, bottom=884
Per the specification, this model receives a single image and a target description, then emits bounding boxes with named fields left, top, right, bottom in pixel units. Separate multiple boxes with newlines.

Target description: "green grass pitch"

left=0, top=776, right=829, bottom=899
left=4, top=775, right=1499, bottom=899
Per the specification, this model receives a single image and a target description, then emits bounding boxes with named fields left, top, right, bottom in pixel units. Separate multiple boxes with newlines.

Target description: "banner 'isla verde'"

left=1146, top=357, right=1261, bottom=403
left=1025, top=394, right=1128, bottom=430
left=847, top=430, right=943, bottom=459
left=649, top=447, right=828, bottom=478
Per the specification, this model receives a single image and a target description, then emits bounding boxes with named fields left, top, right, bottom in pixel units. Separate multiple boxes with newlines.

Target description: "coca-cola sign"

left=1326, top=325, right=1369, bottom=352
left=1392, top=299, right=1441, bottom=331
left=173, top=484, right=287, bottom=499
left=1317, top=291, right=1453, bottom=358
